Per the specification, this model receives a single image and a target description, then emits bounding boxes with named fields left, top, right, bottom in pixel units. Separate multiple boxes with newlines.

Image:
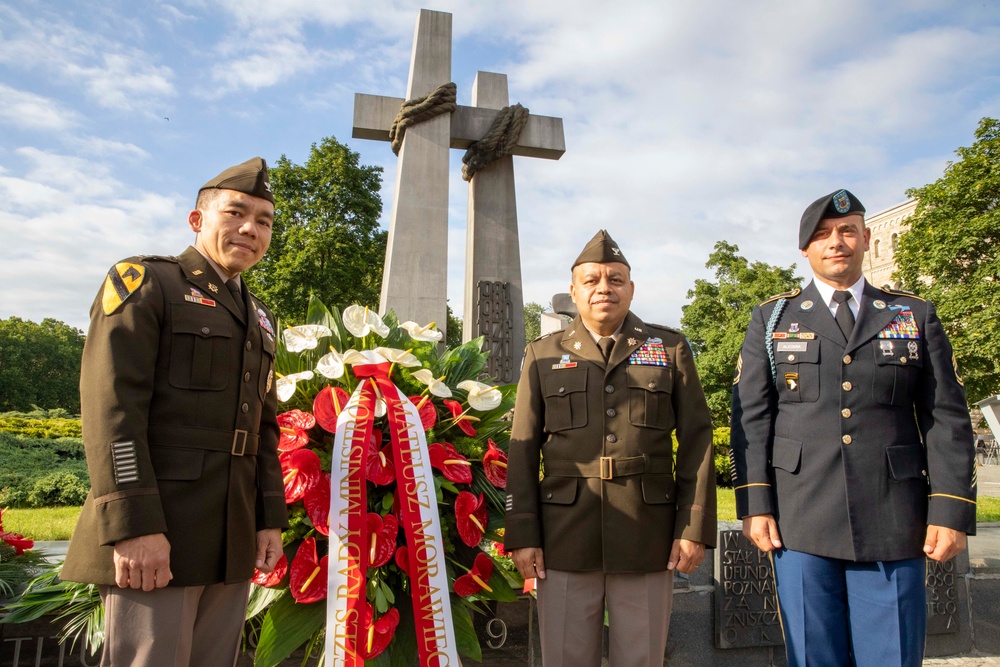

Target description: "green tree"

left=245, top=136, right=386, bottom=324
left=0, top=318, right=85, bottom=413
left=681, top=242, right=801, bottom=426
left=896, top=117, right=1000, bottom=402
left=523, top=301, right=546, bottom=342
left=446, top=304, right=463, bottom=349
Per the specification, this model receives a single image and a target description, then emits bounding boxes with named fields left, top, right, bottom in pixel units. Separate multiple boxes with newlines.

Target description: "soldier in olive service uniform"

left=62, top=158, right=288, bottom=667
left=505, top=230, right=717, bottom=667
left=730, top=189, right=976, bottom=667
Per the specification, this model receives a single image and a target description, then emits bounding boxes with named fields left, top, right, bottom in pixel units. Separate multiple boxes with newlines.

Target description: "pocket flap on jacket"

left=539, top=476, right=579, bottom=505
left=543, top=368, right=588, bottom=398
left=886, top=445, right=926, bottom=480
left=641, top=474, right=676, bottom=504
left=149, top=447, right=205, bottom=481
left=626, top=365, right=672, bottom=394
left=772, top=436, right=802, bottom=473
left=171, top=306, right=233, bottom=339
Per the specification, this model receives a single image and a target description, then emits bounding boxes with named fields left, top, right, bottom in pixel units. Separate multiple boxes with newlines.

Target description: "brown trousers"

left=537, top=569, right=674, bottom=667
left=99, top=581, right=251, bottom=667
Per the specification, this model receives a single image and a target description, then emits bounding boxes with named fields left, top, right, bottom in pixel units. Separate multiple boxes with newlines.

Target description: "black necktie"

left=598, top=336, right=614, bottom=362
left=832, top=290, right=855, bottom=340
left=227, top=279, right=247, bottom=319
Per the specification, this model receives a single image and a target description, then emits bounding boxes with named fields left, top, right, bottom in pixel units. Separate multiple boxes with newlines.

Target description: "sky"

left=1, top=0, right=998, bottom=333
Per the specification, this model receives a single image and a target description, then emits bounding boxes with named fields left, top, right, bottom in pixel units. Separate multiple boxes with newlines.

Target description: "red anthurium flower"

left=408, top=395, right=437, bottom=431
left=281, top=448, right=322, bottom=503
left=277, top=409, right=316, bottom=451
left=304, top=472, right=331, bottom=535
left=428, top=442, right=473, bottom=484
left=482, top=438, right=508, bottom=488
left=290, top=537, right=328, bottom=603
left=360, top=603, right=400, bottom=659
left=366, top=512, right=398, bottom=568
left=455, top=491, right=488, bottom=547
left=444, top=399, right=478, bottom=436
left=251, top=553, right=288, bottom=587
left=0, top=509, right=33, bottom=555
left=314, top=385, right=352, bottom=433
left=454, top=552, right=495, bottom=597
left=394, top=546, right=410, bottom=577
left=366, top=430, right=395, bottom=486
left=491, top=539, right=509, bottom=557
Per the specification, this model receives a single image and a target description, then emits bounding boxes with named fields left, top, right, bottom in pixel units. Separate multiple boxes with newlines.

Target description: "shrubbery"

left=0, top=409, right=82, bottom=439
left=0, top=428, right=90, bottom=508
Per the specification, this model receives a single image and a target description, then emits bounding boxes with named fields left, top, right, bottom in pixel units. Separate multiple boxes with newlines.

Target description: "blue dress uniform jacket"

left=504, top=312, right=717, bottom=572
left=730, top=280, right=976, bottom=562
left=62, top=246, right=288, bottom=586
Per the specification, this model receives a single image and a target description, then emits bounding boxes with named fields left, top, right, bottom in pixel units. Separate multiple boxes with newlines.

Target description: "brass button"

left=842, top=435, right=852, bottom=445
left=787, top=354, right=795, bottom=361
left=843, top=355, right=852, bottom=365
left=558, top=387, right=565, bottom=393
left=201, top=327, right=210, bottom=335
left=241, top=403, right=249, bottom=413
left=842, top=381, right=852, bottom=391
left=922, top=470, right=928, bottom=477
left=246, top=341, right=253, bottom=351
left=648, top=382, right=656, bottom=389
left=606, top=434, right=617, bottom=443
left=841, top=408, right=852, bottom=418
left=605, top=384, right=615, bottom=393
left=244, top=372, right=251, bottom=382
left=606, top=408, right=616, bottom=417
left=900, top=357, right=908, bottom=364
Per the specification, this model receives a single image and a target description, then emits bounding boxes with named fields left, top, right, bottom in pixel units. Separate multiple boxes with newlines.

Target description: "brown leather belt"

left=148, top=424, right=261, bottom=456
left=544, top=455, right=672, bottom=480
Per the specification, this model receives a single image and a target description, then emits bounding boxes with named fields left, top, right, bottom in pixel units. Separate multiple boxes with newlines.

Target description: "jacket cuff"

left=736, top=484, right=775, bottom=519
left=928, top=495, right=977, bottom=536
left=257, top=491, right=290, bottom=530
left=503, top=513, right=542, bottom=550
left=674, top=508, right=717, bottom=547
left=95, top=494, right=168, bottom=545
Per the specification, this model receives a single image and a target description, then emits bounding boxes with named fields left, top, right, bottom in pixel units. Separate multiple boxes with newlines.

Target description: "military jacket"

left=730, top=281, right=976, bottom=562
left=504, top=312, right=716, bottom=572
left=62, top=246, right=288, bottom=586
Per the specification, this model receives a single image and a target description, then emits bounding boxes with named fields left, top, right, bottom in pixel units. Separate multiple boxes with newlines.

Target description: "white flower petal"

left=400, top=321, right=443, bottom=342
left=276, top=377, right=296, bottom=402
left=316, top=350, right=345, bottom=379
left=458, top=380, right=502, bottom=411
left=375, top=398, right=387, bottom=418
left=429, top=382, right=453, bottom=398
left=366, top=311, right=391, bottom=338
left=286, top=371, right=315, bottom=382
left=411, top=369, right=435, bottom=385
left=342, top=305, right=370, bottom=337
left=412, top=368, right=452, bottom=398
left=282, top=325, right=332, bottom=352
left=375, top=347, right=422, bottom=367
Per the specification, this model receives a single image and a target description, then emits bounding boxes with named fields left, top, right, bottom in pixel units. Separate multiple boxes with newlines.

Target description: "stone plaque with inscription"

left=714, top=529, right=783, bottom=649
left=926, top=557, right=960, bottom=635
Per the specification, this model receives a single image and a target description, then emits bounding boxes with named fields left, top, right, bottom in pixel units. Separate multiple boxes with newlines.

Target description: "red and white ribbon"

left=326, top=352, right=458, bottom=666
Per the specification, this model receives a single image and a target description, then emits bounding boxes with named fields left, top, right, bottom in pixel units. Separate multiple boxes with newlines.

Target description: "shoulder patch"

left=760, top=288, right=801, bottom=306
left=880, top=286, right=926, bottom=302
left=101, top=262, right=146, bottom=315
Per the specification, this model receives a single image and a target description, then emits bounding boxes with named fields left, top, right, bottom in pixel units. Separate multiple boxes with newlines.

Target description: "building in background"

left=863, top=198, right=917, bottom=289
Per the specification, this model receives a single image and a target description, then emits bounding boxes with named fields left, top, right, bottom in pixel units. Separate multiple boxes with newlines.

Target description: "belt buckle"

left=232, top=429, right=248, bottom=456
left=600, top=456, right=613, bottom=480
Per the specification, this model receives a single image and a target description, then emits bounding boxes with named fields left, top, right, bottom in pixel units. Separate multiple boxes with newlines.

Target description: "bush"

left=27, top=472, right=89, bottom=506
left=0, top=411, right=82, bottom=439
left=0, top=431, right=89, bottom=508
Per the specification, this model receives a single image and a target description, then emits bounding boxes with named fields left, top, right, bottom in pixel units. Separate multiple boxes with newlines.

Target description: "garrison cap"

left=798, top=189, right=865, bottom=249
left=198, top=157, right=273, bottom=204
left=572, top=229, right=630, bottom=269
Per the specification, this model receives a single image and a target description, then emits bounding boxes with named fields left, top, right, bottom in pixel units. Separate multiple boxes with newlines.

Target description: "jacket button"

left=606, top=434, right=617, bottom=443
left=201, top=327, right=210, bottom=335
left=246, top=341, right=253, bottom=351
left=841, top=408, right=852, bottom=418
left=546, top=492, right=553, bottom=499
left=241, top=403, right=249, bottom=413
left=843, top=354, right=852, bottom=364
left=842, top=435, right=852, bottom=445
left=558, top=387, right=565, bottom=393
left=787, top=354, right=795, bottom=361
left=922, top=470, right=928, bottom=476
left=900, top=357, right=908, bottom=364
left=842, top=381, right=852, bottom=391
left=648, top=382, right=655, bottom=388
left=244, top=372, right=251, bottom=382
left=605, top=384, right=615, bottom=393
left=606, top=408, right=616, bottom=417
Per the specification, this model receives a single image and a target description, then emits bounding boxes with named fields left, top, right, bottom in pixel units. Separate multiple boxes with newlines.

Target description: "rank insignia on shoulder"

left=101, top=262, right=146, bottom=315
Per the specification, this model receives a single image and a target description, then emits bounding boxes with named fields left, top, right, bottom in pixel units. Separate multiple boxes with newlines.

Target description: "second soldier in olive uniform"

left=505, top=230, right=716, bottom=667
left=63, top=158, right=288, bottom=667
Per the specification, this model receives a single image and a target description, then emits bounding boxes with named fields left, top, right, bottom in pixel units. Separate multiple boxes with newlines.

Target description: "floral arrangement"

left=0, top=508, right=44, bottom=600
left=247, top=298, right=522, bottom=666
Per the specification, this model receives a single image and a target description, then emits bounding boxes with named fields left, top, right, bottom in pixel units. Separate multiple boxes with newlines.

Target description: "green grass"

left=1, top=491, right=996, bottom=543
left=3, top=506, right=81, bottom=540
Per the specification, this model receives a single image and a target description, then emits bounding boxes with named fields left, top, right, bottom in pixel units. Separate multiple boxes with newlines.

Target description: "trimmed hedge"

left=0, top=431, right=89, bottom=507
left=0, top=409, right=82, bottom=439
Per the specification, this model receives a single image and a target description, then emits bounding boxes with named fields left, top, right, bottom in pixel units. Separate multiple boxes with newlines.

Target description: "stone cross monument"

left=353, top=9, right=565, bottom=381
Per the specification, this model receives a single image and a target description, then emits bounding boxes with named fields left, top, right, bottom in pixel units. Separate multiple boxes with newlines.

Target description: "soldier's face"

left=189, top=189, right=274, bottom=278
left=570, top=262, right=634, bottom=334
left=802, top=214, right=869, bottom=289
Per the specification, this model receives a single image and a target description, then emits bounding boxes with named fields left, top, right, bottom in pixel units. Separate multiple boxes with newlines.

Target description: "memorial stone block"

left=714, top=529, right=782, bottom=649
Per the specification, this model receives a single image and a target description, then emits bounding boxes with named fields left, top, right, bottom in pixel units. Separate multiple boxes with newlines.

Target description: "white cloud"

left=0, top=84, right=80, bottom=131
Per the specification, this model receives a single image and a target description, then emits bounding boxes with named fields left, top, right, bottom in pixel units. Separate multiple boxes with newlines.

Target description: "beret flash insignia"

left=833, top=189, right=852, bottom=213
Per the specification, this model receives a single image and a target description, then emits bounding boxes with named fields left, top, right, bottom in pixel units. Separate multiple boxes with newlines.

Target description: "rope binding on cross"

left=389, top=82, right=458, bottom=155
left=461, top=103, right=529, bottom=181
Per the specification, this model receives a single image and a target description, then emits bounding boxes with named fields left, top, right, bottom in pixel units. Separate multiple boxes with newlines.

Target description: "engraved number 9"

left=486, top=618, right=508, bottom=649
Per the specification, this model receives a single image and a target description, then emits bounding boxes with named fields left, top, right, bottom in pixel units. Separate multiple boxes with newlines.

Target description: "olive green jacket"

left=62, top=247, right=288, bottom=586
left=504, top=312, right=716, bottom=572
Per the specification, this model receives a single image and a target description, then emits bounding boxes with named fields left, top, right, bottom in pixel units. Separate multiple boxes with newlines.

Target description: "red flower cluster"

left=0, top=508, right=33, bottom=555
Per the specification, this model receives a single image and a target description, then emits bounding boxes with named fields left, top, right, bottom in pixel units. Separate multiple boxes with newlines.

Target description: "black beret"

left=199, top=157, right=273, bottom=204
left=798, top=189, right=865, bottom=249
left=572, top=230, right=630, bottom=269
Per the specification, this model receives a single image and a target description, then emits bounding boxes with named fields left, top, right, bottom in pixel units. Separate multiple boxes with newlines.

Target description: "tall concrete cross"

left=353, top=9, right=565, bottom=380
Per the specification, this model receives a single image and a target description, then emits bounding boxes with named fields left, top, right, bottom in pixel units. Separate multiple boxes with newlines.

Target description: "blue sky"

left=1, top=0, right=998, bottom=332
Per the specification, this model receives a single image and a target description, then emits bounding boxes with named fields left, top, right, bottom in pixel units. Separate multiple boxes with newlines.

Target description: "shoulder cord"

left=765, top=298, right=787, bottom=382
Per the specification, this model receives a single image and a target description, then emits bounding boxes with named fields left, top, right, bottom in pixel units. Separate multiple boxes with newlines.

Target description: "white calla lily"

left=374, top=347, right=422, bottom=367
left=342, top=305, right=391, bottom=338
left=315, top=349, right=346, bottom=379
left=282, top=325, right=332, bottom=352
left=276, top=371, right=315, bottom=402
left=411, top=368, right=453, bottom=398
left=457, top=380, right=503, bottom=411
left=400, top=321, right=443, bottom=342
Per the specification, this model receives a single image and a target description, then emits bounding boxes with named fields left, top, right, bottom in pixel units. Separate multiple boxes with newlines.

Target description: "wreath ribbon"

left=326, top=357, right=459, bottom=666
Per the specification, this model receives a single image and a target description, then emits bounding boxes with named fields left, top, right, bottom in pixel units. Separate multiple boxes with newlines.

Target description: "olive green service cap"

left=572, top=229, right=631, bottom=269
left=798, top=188, right=866, bottom=249
left=198, top=157, right=274, bottom=204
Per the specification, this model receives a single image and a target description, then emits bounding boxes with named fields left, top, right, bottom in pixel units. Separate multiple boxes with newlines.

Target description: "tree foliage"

left=523, top=301, right=546, bottom=342
left=895, top=117, right=1000, bottom=403
left=245, top=137, right=387, bottom=324
left=0, top=318, right=85, bottom=413
left=681, top=242, right=801, bottom=426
